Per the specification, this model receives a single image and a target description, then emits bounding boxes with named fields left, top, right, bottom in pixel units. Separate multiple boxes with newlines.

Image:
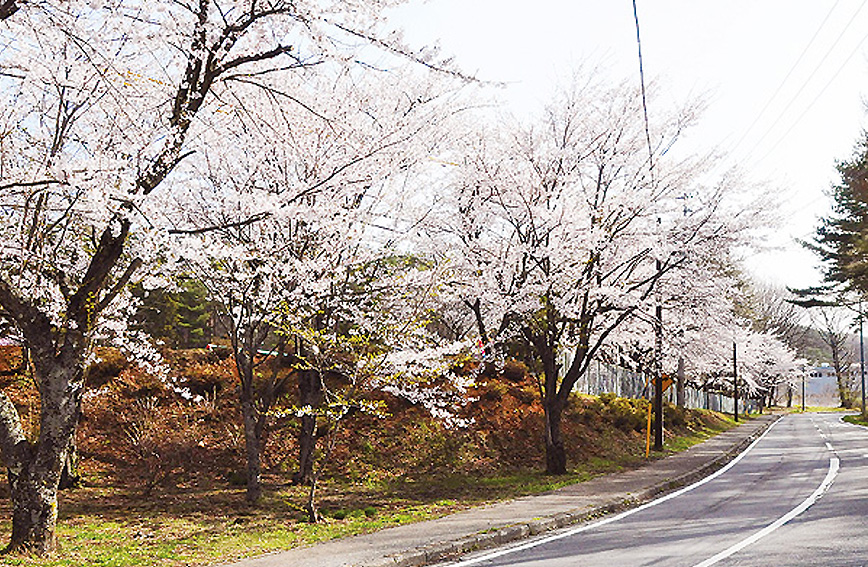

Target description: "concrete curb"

left=369, top=415, right=782, bottom=567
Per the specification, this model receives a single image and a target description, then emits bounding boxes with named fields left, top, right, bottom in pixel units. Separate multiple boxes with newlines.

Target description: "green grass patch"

left=843, top=413, right=868, bottom=427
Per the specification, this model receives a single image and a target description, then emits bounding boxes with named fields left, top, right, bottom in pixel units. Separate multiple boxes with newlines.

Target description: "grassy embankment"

left=0, top=409, right=739, bottom=567
left=0, top=346, right=742, bottom=567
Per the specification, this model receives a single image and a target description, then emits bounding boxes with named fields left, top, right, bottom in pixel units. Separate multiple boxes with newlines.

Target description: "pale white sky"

left=389, top=0, right=868, bottom=289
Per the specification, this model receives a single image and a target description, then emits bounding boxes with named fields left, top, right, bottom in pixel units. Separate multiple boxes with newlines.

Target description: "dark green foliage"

left=133, top=279, right=214, bottom=349
left=809, top=132, right=868, bottom=292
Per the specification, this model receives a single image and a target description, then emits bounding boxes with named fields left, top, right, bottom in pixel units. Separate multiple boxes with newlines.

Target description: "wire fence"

left=573, top=358, right=741, bottom=413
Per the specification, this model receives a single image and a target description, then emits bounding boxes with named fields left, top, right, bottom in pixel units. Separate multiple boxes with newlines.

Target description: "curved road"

left=442, top=413, right=867, bottom=567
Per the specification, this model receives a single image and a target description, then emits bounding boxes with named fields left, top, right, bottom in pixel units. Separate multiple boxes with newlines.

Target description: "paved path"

left=224, top=415, right=779, bottom=567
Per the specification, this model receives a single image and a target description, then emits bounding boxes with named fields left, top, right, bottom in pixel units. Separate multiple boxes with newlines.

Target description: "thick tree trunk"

left=538, top=339, right=567, bottom=475
left=1, top=361, right=79, bottom=554
left=543, top=401, right=567, bottom=474
left=8, top=465, right=60, bottom=554
left=292, top=369, right=322, bottom=485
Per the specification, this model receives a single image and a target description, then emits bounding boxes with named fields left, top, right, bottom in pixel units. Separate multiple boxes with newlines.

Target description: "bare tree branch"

left=326, top=20, right=478, bottom=83
left=0, top=179, right=68, bottom=191
left=97, top=257, right=143, bottom=312
left=168, top=211, right=272, bottom=235
left=216, top=44, right=294, bottom=75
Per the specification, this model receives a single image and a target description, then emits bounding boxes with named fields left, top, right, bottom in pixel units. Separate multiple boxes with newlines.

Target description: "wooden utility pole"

left=860, top=299, right=866, bottom=416
left=733, top=341, right=739, bottom=422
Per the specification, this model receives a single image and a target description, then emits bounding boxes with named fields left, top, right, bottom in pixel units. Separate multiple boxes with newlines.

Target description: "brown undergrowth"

left=0, top=347, right=736, bottom=566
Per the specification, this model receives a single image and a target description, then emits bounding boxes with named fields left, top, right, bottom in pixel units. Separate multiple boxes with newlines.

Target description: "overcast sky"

left=389, top=0, right=868, bottom=289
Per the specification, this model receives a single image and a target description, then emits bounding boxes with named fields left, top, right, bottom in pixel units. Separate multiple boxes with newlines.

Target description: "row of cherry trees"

left=0, top=0, right=799, bottom=552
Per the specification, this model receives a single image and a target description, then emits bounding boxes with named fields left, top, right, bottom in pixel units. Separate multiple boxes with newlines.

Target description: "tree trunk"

left=237, top=352, right=262, bottom=505
left=292, top=369, right=322, bottom=485
left=304, top=476, right=321, bottom=523
left=8, top=465, right=60, bottom=554
left=539, top=339, right=567, bottom=475
left=1, top=360, right=80, bottom=554
left=58, top=425, right=80, bottom=490
left=676, top=357, right=685, bottom=408
left=832, top=349, right=853, bottom=409
left=240, top=392, right=262, bottom=505
left=543, top=400, right=567, bottom=474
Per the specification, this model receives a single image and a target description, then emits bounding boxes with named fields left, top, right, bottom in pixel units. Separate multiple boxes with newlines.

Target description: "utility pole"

left=860, top=299, right=866, bottom=416
left=802, top=373, right=806, bottom=412
left=732, top=341, right=739, bottom=422
left=654, top=259, right=664, bottom=451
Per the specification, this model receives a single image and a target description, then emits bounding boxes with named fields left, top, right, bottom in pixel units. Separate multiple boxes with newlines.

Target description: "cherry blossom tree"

left=150, top=63, right=466, bottom=503
left=423, top=74, right=768, bottom=474
left=0, top=0, right=458, bottom=552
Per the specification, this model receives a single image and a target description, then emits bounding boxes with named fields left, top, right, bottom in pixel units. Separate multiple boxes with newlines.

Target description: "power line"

left=752, top=27, right=868, bottom=168
left=740, top=0, right=868, bottom=161
left=728, top=0, right=843, bottom=155
left=632, top=0, right=654, bottom=179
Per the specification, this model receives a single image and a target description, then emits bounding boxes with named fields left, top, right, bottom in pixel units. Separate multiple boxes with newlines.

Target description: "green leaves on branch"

left=809, top=132, right=868, bottom=294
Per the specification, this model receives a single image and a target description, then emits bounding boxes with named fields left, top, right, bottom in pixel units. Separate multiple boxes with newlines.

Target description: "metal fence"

left=570, top=357, right=739, bottom=413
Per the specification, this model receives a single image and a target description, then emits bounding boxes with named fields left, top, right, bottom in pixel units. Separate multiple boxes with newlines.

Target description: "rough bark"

left=0, top=360, right=81, bottom=554
left=292, top=368, right=322, bottom=485
left=8, top=462, right=60, bottom=554
left=534, top=328, right=568, bottom=475
left=237, top=353, right=262, bottom=505
left=543, top=400, right=567, bottom=475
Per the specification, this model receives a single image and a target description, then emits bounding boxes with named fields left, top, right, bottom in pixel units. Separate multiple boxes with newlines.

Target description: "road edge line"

left=441, top=416, right=782, bottom=567
left=689, top=455, right=839, bottom=567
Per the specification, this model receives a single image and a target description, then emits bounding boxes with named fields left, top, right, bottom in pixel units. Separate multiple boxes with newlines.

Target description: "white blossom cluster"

left=0, top=0, right=800, bottom=429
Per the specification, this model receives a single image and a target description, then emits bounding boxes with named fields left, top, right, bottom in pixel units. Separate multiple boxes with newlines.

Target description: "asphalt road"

left=441, top=413, right=867, bottom=567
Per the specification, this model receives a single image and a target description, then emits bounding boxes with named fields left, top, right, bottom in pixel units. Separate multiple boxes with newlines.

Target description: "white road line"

left=689, top=456, right=839, bottom=567
left=452, top=420, right=781, bottom=567
left=825, top=442, right=834, bottom=451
